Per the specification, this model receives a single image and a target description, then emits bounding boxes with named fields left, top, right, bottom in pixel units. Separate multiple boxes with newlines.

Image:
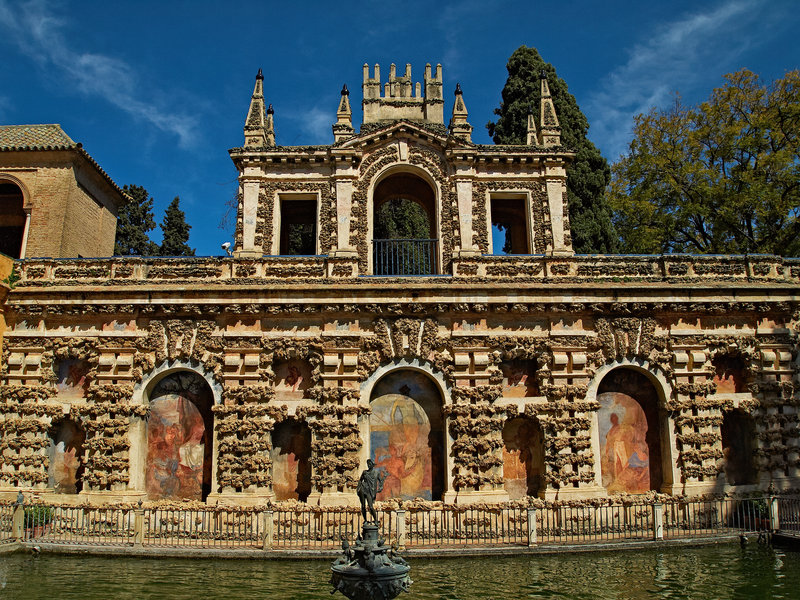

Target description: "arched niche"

left=47, top=419, right=86, bottom=494
left=595, top=366, right=668, bottom=494
left=721, top=409, right=758, bottom=485
left=271, top=418, right=312, bottom=501
left=712, top=354, right=748, bottom=394
left=366, top=367, right=446, bottom=501
left=54, top=358, right=91, bottom=400
left=272, top=358, right=312, bottom=399
left=502, top=416, right=544, bottom=499
left=140, top=368, right=217, bottom=501
left=498, top=359, right=539, bottom=397
left=369, top=166, right=440, bottom=275
left=0, top=177, right=27, bottom=258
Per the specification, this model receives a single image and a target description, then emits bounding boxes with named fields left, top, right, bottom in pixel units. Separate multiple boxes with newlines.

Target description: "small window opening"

left=0, top=182, right=26, bottom=258
left=491, top=198, right=528, bottom=255
left=279, top=199, right=316, bottom=255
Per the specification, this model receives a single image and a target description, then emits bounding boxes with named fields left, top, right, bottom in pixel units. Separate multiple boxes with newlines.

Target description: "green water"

left=1, top=544, right=798, bottom=599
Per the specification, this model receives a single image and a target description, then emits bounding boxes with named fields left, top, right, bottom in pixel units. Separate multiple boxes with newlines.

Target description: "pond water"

left=1, top=543, right=798, bottom=599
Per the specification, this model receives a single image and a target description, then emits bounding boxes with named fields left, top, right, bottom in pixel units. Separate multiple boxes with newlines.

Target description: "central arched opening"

left=271, top=418, right=312, bottom=501
left=145, top=371, right=214, bottom=501
left=372, top=172, right=436, bottom=275
left=369, top=368, right=444, bottom=500
left=597, top=368, right=664, bottom=494
left=0, top=181, right=26, bottom=258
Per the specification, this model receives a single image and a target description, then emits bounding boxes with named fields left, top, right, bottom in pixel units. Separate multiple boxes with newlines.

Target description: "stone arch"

left=0, top=174, right=30, bottom=258
left=502, top=415, right=545, bottom=498
left=721, top=409, right=758, bottom=486
left=368, top=163, right=443, bottom=275
left=587, top=358, right=679, bottom=494
left=132, top=361, right=222, bottom=501
left=47, top=418, right=86, bottom=494
left=361, top=359, right=450, bottom=501
left=271, top=418, right=312, bottom=502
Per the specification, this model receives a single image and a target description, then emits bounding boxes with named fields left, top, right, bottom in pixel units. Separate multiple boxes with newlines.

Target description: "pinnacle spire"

left=243, top=68, right=275, bottom=147
left=333, top=83, right=354, bottom=143
left=526, top=103, right=538, bottom=145
left=539, top=71, right=560, bottom=147
left=448, top=83, right=472, bottom=143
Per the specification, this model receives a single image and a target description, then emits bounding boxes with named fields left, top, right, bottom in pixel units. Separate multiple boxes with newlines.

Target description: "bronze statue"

left=356, top=459, right=386, bottom=523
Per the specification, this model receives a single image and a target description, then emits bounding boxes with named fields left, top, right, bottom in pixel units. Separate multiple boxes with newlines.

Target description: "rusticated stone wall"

left=1, top=278, right=797, bottom=506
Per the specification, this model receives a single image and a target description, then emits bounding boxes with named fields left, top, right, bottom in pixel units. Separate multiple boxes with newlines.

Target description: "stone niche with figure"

left=1, top=63, right=799, bottom=507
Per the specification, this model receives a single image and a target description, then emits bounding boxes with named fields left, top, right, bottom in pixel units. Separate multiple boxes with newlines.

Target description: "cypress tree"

left=159, top=196, right=195, bottom=256
left=114, top=184, right=158, bottom=256
left=488, top=46, right=618, bottom=254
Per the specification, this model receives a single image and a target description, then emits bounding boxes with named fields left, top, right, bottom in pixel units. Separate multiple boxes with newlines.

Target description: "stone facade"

left=0, top=124, right=125, bottom=259
left=1, top=65, right=799, bottom=507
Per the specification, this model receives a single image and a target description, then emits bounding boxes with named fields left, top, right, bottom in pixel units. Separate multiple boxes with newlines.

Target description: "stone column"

left=544, top=159, right=572, bottom=256
left=237, top=179, right=262, bottom=257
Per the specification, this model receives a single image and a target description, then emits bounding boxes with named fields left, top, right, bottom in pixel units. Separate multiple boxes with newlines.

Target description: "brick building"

left=0, top=124, right=125, bottom=259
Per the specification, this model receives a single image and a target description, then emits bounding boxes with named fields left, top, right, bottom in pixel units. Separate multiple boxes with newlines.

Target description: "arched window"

left=146, top=371, right=214, bottom=501
left=0, top=181, right=26, bottom=258
left=597, top=368, right=663, bottom=494
left=271, top=419, right=312, bottom=501
left=372, top=173, right=436, bottom=275
left=369, top=369, right=444, bottom=500
left=502, top=416, right=544, bottom=498
left=48, top=419, right=86, bottom=494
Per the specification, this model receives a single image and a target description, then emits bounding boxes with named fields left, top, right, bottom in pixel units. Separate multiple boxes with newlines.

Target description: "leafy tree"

left=488, top=46, right=617, bottom=254
left=608, top=69, right=800, bottom=256
left=159, top=196, right=195, bottom=256
left=374, top=198, right=430, bottom=239
left=114, top=184, right=158, bottom=256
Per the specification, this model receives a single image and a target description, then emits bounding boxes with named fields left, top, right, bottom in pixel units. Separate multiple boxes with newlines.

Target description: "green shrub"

left=24, top=505, right=53, bottom=527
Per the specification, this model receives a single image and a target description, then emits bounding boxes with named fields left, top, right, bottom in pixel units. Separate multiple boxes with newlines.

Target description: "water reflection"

left=1, top=544, right=798, bottom=599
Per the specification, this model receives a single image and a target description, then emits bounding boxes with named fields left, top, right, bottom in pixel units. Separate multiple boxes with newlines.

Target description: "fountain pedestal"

left=330, top=523, right=412, bottom=600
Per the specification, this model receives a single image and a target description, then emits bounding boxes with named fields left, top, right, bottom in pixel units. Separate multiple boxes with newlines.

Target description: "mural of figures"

left=498, top=359, right=538, bottom=397
left=721, top=410, right=757, bottom=485
left=146, top=372, right=213, bottom=501
left=712, top=355, right=747, bottom=394
left=598, top=369, right=663, bottom=494
left=271, top=420, right=312, bottom=501
left=47, top=420, right=85, bottom=493
left=370, top=370, right=444, bottom=501
left=502, top=417, right=544, bottom=499
left=273, top=359, right=312, bottom=398
left=55, top=359, right=91, bottom=399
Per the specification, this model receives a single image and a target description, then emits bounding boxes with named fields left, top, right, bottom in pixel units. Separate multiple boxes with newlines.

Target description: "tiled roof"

left=0, top=124, right=124, bottom=199
left=0, top=124, right=76, bottom=150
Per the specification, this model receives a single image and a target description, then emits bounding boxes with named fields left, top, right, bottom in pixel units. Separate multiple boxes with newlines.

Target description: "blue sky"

left=1, top=0, right=798, bottom=257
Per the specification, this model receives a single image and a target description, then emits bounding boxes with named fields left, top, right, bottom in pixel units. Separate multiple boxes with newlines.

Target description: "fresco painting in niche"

left=47, top=420, right=85, bottom=493
left=598, top=392, right=651, bottom=493
left=271, top=420, right=312, bottom=501
left=146, top=372, right=212, bottom=501
left=370, top=370, right=443, bottom=501
left=721, top=410, right=757, bottom=485
left=712, top=355, right=747, bottom=394
left=274, top=359, right=312, bottom=398
left=499, top=359, right=538, bottom=397
left=55, top=359, right=91, bottom=399
left=502, top=417, right=544, bottom=499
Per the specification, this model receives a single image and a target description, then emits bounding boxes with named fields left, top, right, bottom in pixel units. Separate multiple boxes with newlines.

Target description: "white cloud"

left=585, top=0, right=769, bottom=160
left=0, top=0, right=198, bottom=148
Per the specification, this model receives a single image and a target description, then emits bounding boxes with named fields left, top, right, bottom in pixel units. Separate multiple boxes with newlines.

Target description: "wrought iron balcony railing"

left=372, top=239, right=437, bottom=276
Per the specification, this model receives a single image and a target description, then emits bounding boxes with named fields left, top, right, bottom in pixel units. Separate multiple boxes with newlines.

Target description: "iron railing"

left=3, top=495, right=795, bottom=551
left=372, top=239, right=437, bottom=276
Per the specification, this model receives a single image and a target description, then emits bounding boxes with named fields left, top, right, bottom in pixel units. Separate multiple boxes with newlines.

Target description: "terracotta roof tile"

left=0, top=124, right=76, bottom=150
